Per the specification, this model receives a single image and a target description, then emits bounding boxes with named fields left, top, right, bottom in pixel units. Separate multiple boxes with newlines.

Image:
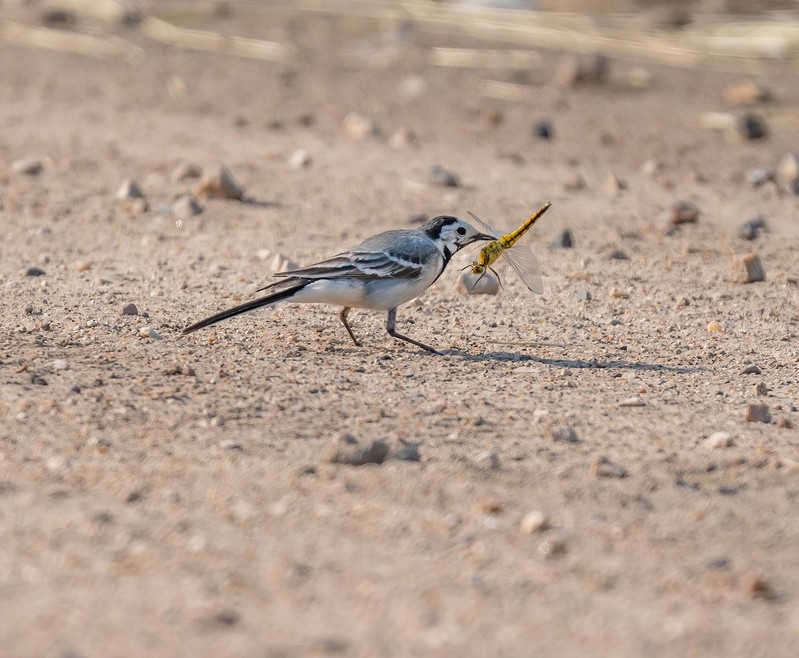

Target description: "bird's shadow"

left=443, top=349, right=704, bottom=374
left=240, top=197, right=282, bottom=209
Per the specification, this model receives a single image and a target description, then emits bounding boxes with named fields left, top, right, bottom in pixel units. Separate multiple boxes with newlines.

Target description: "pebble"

left=602, top=172, right=626, bottom=197
left=619, top=396, right=645, bottom=407
left=532, top=121, right=552, bottom=140
left=755, top=382, right=769, bottom=396
left=457, top=270, right=499, bottom=295
left=129, top=198, right=149, bottom=215
left=745, top=403, right=771, bottom=424
left=705, top=431, right=733, bottom=449
left=75, top=260, right=91, bottom=272
left=738, top=216, right=767, bottom=240
left=390, top=443, right=421, bottom=462
left=738, top=112, right=767, bottom=140
left=552, top=229, right=574, bottom=248
left=25, top=267, right=46, bottom=277
left=288, top=148, right=312, bottom=169
left=537, top=531, right=568, bottom=558
left=663, top=201, right=700, bottom=225
left=723, top=80, right=770, bottom=106
left=138, top=326, right=163, bottom=340
left=733, top=253, right=766, bottom=283
left=745, top=167, right=775, bottom=188
left=326, top=432, right=389, bottom=466
left=593, top=456, right=627, bottom=478
left=342, top=112, right=378, bottom=139
left=561, top=170, right=585, bottom=191
left=116, top=179, right=144, bottom=200
left=574, top=290, right=592, bottom=302
left=777, top=153, right=799, bottom=188
left=707, top=321, right=723, bottom=332
left=219, top=439, right=243, bottom=451
left=747, top=577, right=776, bottom=600
left=554, top=53, right=609, bottom=87
left=388, top=129, right=416, bottom=149
left=609, top=288, right=629, bottom=299
left=551, top=425, right=580, bottom=443
left=172, top=194, right=203, bottom=217
left=171, top=160, right=201, bottom=182
left=640, top=159, right=662, bottom=177
left=196, top=164, right=244, bottom=200
left=12, top=157, right=43, bottom=175
left=427, top=164, right=460, bottom=188
left=742, top=364, right=761, bottom=375
left=257, top=250, right=299, bottom=274
left=230, top=499, right=258, bottom=524
left=45, top=456, right=66, bottom=474
left=474, top=451, right=500, bottom=470
left=48, top=359, right=69, bottom=371
left=609, top=249, right=629, bottom=261
left=164, top=362, right=196, bottom=376
left=122, top=303, right=139, bottom=316
left=520, top=510, right=549, bottom=535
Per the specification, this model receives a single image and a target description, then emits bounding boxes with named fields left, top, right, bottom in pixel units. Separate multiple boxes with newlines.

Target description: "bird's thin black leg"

left=339, top=307, right=361, bottom=346
left=386, top=307, right=440, bottom=355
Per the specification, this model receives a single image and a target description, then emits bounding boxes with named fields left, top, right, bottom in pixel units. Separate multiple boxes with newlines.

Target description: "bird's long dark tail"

left=181, top=282, right=309, bottom=335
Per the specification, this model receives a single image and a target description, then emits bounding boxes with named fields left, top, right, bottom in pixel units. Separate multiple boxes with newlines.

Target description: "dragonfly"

left=465, top=201, right=551, bottom=294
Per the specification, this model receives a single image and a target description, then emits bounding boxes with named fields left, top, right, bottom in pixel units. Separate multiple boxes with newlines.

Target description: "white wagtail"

left=181, top=216, right=494, bottom=353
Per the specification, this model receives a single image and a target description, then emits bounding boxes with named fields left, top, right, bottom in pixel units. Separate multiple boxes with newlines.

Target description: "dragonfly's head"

left=424, top=216, right=494, bottom=253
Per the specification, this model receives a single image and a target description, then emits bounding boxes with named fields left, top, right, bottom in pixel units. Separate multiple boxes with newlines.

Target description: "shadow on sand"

left=446, top=350, right=703, bottom=374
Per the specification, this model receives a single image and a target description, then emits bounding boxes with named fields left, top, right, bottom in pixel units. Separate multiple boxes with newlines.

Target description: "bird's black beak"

left=471, top=232, right=495, bottom=244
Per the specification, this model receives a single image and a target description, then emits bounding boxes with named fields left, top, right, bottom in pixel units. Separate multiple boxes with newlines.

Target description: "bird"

left=181, top=215, right=494, bottom=354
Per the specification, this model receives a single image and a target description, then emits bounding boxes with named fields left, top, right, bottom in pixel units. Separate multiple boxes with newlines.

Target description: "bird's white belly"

left=289, top=265, right=440, bottom=311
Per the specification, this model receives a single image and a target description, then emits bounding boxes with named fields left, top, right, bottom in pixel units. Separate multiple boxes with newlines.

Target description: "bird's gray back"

left=357, top=229, right=439, bottom=264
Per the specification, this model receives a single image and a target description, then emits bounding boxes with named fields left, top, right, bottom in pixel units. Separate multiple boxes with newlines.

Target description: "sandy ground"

left=1, top=3, right=799, bottom=657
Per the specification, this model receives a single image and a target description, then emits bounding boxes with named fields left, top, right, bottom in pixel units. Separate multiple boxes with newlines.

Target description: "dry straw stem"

left=157, top=0, right=799, bottom=69
left=430, top=47, right=543, bottom=70
left=140, top=16, right=292, bottom=62
left=0, top=21, right=141, bottom=60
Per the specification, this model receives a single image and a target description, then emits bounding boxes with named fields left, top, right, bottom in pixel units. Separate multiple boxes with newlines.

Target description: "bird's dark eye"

left=456, top=227, right=467, bottom=235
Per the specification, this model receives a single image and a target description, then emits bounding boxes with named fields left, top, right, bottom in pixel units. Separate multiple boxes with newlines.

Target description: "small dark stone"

left=31, top=374, right=47, bottom=386
left=126, top=490, right=144, bottom=504
left=707, top=557, right=730, bottom=570
left=609, top=250, right=629, bottom=260
left=41, top=9, right=74, bottom=26
left=391, top=442, right=421, bottom=462
left=738, top=112, right=768, bottom=140
left=427, top=165, right=460, bottom=188
left=552, top=229, right=574, bottom=248
left=25, top=267, right=46, bottom=277
left=738, top=216, right=767, bottom=241
left=574, top=290, right=592, bottom=302
left=533, top=121, right=552, bottom=140
left=664, top=201, right=700, bottom=225
left=742, top=363, right=762, bottom=375
left=326, top=433, right=389, bottom=466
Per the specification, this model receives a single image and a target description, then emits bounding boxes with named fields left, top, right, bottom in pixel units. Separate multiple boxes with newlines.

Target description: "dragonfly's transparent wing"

left=467, top=211, right=544, bottom=294
left=500, top=242, right=543, bottom=294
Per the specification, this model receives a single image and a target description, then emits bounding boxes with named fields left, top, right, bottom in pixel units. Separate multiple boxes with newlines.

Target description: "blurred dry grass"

left=1, top=0, right=798, bottom=70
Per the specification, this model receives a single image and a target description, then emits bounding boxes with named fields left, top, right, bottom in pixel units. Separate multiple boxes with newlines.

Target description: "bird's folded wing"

left=257, top=250, right=424, bottom=291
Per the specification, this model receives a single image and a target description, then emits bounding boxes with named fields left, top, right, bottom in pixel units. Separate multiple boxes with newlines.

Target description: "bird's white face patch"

left=437, top=219, right=490, bottom=251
